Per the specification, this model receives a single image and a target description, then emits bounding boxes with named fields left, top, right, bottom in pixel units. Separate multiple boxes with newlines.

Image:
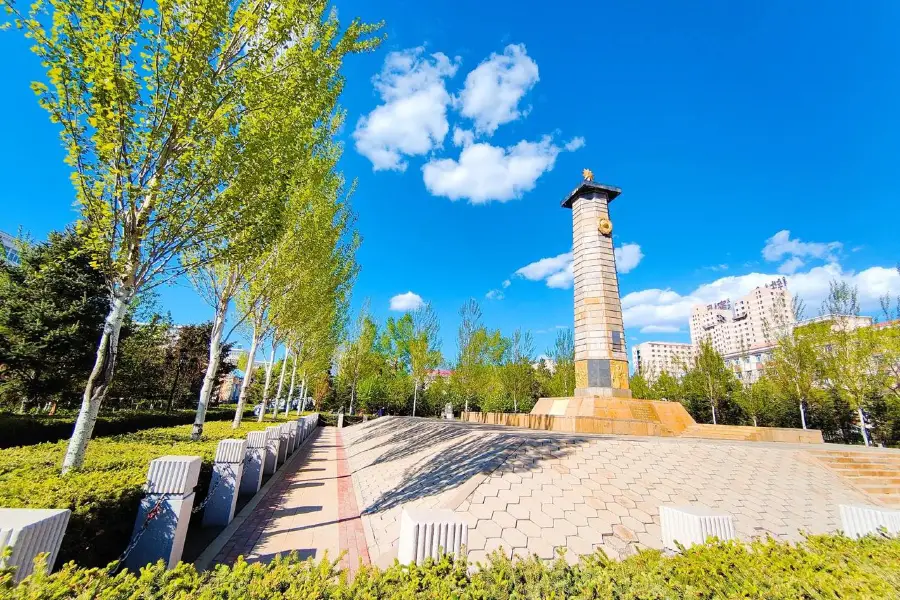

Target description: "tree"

left=768, top=324, right=821, bottom=430
left=499, top=329, right=535, bottom=413
left=629, top=372, right=652, bottom=400
left=651, top=371, right=682, bottom=401
left=0, top=229, right=107, bottom=412
left=548, top=329, right=575, bottom=398
left=5, top=0, right=382, bottom=471
left=690, top=339, right=735, bottom=425
left=455, top=299, right=483, bottom=413
left=734, top=376, right=777, bottom=427
left=407, top=305, right=442, bottom=417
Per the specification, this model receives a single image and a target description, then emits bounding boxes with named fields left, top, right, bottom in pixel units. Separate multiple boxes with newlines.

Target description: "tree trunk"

left=62, top=288, right=132, bottom=474
left=752, top=415, right=758, bottom=427
left=296, top=374, right=306, bottom=416
left=258, top=346, right=276, bottom=422
left=232, top=324, right=259, bottom=428
left=286, top=351, right=298, bottom=413
left=272, top=346, right=289, bottom=420
left=857, top=406, right=870, bottom=447
left=191, top=297, right=228, bottom=441
left=711, top=401, right=717, bottom=425
left=350, top=379, right=356, bottom=415
left=412, top=380, right=418, bottom=417
left=48, top=401, right=58, bottom=417
left=799, top=400, right=807, bottom=430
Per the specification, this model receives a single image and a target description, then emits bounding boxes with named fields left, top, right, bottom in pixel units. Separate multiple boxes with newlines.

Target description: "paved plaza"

left=344, top=417, right=888, bottom=565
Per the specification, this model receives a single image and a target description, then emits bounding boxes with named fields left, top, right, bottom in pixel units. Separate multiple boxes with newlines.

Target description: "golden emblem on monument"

left=598, top=217, right=613, bottom=236
left=582, top=168, right=594, bottom=181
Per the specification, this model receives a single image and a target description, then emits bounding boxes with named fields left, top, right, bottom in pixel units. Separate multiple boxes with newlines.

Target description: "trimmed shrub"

left=0, top=406, right=245, bottom=449
left=0, top=417, right=295, bottom=567
left=2, top=535, right=899, bottom=599
left=319, top=413, right=372, bottom=427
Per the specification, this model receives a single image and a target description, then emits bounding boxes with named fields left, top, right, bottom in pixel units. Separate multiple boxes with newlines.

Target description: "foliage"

left=0, top=405, right=243, bottom=449
left=3, top=535, right=900, bottom=599
left=0, top=417, right=294, bottom=567
left=0, top=229, right=107, bottom=411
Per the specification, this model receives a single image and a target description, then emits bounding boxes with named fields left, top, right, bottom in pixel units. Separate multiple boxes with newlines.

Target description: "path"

left=211, top=426, right=369, bottom=575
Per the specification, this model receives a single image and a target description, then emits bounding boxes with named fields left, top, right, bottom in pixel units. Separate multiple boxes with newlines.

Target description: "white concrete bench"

left=397, top=508, right=468, bottom=565
left=0, top=508, right=70, bottom=582
left=840, top=504, right=900, bottom=538
left=660, top=505, right=735, bottom=550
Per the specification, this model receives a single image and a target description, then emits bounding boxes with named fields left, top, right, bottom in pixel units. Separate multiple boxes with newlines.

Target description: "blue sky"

left=2, top=1, right=899, bottom=362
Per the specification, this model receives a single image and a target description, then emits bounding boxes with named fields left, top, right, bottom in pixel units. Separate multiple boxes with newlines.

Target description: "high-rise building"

left=690, top=278, right=794, bottom=357
left=0, top=230, right=20, bottom=266
left=631, top=341, right=693, bottom=380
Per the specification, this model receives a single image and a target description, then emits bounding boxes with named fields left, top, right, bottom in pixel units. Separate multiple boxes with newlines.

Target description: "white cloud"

left=353, top=48, right=460, bottom=171
left=514, top=244, right=643, bottom=289
left=451, top=127, right=475, bottom=147
left=515, top=251, right=572, bottom=281
left=621, top=262, right=900, bottom=332
left=422, top=135, right=567, bottom=203
left=457, top=43, right=539, bottom=135
left=389, top=291, right=425, bottom=312
left=614, top=243, right=644, bottom=274
left=763, top=230, right=842, bottom=274
left=778, top=256, right=805, bottom=275
left=640, top=325, right=681, bottom=334
left=502, top=279, right=511, bottom=288
left=564, top=136, right=585, bottom=151
left=485, top=289, right=505, bottom=300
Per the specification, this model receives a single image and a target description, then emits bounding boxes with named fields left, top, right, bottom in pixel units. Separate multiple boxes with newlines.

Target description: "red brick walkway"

left=210, top=427, right=370, bottom=575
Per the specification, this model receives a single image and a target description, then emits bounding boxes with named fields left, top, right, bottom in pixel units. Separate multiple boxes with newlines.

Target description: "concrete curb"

left=193, top=427, right=323, bottom=572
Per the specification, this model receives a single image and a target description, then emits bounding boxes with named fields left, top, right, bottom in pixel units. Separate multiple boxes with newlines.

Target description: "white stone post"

left=397, top=508, right=468, bottom=565
left=240, top=431, right=267, bottom=495
left=125, top=455, right=201, bottom=570
left=201, top=440, right=247, bottom=527
left=840, top=504, right=900, bottom=538
left=277, top=423, right=290, bottom=465
left=660, top=505, right=735, bottom=551
left=337, top=412, right=344, bottom=429
left=0, top=508, right=70, bottom=582
left=263, top=426, right=281, bottom=475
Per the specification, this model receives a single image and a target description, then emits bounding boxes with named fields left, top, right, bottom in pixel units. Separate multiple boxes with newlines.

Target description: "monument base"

left=530, top=396, right=696, bottom=435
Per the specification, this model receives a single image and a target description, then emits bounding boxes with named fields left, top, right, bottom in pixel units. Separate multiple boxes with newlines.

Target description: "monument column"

left=564, top=170, right=630, bottom=398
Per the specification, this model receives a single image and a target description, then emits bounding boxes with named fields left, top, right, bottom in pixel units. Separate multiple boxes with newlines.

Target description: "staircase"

left=807, top=449, right=900, bottom=509
left=679, top=424, right=764, bottom=442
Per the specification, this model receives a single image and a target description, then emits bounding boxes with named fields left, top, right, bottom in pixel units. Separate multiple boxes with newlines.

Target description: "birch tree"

left=4, top=0, right=382, bottom=472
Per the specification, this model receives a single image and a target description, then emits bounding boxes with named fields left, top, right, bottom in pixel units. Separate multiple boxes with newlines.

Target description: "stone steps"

left=807, top=449, right=900, bottom=509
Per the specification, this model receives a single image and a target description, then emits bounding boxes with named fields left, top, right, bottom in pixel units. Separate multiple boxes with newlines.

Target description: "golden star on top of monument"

left=582, top=168, right=594, bottom=181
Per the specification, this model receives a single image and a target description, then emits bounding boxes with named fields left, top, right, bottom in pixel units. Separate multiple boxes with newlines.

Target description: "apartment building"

left=631, top=341, right=693, bottom=380
left=690, top=277, right=794, bottom=356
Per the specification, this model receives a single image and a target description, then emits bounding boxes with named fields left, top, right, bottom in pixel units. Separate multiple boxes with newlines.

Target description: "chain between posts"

left=109, top=463, right=234, bottom=574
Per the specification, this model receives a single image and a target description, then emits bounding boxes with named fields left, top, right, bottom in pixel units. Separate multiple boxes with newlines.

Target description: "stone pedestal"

left=263, top=426, right=281, bottom=475
left=839, top=504, right=900, bottom=538
left=240, top=431, right=267, bottom=495
left=562, top=177, right=630, bottom=398
left=0, top=508, right=70, bottom=582
left=660, top=505, right=735, bottom=551
left=397, top=508, right=468, bottom=565
left=202, top=440, right=247, bottom=527
left=125, top=455, right=201, bottom=570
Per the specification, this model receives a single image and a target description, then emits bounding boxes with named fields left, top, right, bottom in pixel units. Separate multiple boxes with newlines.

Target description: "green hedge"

left=2, top=535, right=899, bottom=599
left=319, top=413, right=373, bottom=427
left=0, top=416, right=295, bottom=568
left=0, top=406, right=246, bottom=449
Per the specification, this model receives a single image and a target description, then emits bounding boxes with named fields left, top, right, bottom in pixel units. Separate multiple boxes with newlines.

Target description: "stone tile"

left=526, top=536, right=555, bottom=560
left=493, top=510, right=517, bottom=529
left=476, top=519, right=501, bottom=539
left=565, top=510, right=589, bottom=527
left=518, top=519, right=543, bottom=538
left=508, top=503, right=530, bottom=521
left=502, top=527, right=527, bottom=549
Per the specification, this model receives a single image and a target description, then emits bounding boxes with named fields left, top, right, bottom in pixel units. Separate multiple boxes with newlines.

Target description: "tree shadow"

left=355, top=417, right=595, bottom=514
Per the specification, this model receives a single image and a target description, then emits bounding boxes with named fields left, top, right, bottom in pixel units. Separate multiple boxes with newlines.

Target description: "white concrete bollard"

left=337, top=413, right=344, bottom=429
left=240, top=431, right=267, bottom=495
left=201, top=440, right=247, bottom=527
left=125, top=455, right=201, bottom=570
left=263, top=426, right=281, bottom=475
left=839, top=504, right=900, bottom=538
left=0, top=508, right=70, bottom=582
left=397, top=508, right=469, bottom=565
left=277, top=423, right=291, bottom=465
left=287, top=421, right=299, bottom=453
left=660, top=505, right=735, bottom=550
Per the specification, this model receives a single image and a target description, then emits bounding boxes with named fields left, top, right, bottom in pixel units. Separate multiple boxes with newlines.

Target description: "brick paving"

left=344, top=417, right=878, bottom=566
left=210, top=427, right=369, bottom=573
